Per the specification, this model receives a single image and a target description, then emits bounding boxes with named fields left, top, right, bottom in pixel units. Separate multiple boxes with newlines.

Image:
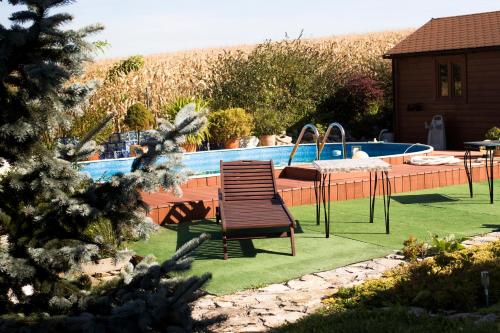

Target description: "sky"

left=1, top=0, right=499, bottom=59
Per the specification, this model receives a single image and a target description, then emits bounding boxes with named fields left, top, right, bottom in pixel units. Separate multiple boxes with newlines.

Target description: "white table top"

left=313, top=158, right=391, bottom=173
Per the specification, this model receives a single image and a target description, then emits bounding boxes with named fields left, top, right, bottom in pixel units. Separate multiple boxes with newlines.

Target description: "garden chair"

left=216, top=160, right=296, bottom=260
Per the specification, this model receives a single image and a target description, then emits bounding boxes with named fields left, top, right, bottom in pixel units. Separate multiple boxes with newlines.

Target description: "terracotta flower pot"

left=129, top=144, right=143, bottom=157
left=259, top=135, right=276, bottom=146
left=224, top=138, right=240, bottom=149
left=182, top=143, right=197, bottom=152
left=87, top=152, right=100, bottom=161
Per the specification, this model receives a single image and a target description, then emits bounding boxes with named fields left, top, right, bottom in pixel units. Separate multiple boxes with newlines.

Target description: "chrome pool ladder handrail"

left=318, top=122, right=347, bottom=159
left=288, top=124, right=320, bottom=166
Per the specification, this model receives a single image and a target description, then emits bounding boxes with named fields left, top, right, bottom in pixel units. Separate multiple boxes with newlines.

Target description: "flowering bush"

left=316, top=74, right=386, bottom=139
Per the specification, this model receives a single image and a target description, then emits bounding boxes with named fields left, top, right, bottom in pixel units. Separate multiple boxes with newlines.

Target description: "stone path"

left=192, top=232, right=500, bottom=333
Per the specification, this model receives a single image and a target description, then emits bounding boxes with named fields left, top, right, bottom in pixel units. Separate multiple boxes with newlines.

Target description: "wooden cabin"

left=384, top=11, right=500, bottom=149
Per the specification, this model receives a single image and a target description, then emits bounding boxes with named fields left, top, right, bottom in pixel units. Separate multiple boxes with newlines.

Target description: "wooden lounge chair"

left=216, top=160, right=296, bottom=260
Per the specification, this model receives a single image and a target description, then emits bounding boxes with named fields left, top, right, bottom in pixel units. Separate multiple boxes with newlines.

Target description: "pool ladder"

left=287, top=122, right=347, bottom=166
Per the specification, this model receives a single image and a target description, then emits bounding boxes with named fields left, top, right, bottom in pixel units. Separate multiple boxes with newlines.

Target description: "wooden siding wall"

left=394, top=51, right=500, bottom=148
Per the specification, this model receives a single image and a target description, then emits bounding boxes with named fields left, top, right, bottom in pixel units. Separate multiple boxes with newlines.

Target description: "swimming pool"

left=79, top=142, right=433, bottom=181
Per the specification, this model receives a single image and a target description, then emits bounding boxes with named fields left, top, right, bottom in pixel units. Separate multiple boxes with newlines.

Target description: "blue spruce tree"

left=0, top=1, right=212, bottom=331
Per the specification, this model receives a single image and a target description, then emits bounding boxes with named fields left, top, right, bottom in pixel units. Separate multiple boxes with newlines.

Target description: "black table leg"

left=314, top=173, right=321, bottom=226
left=485, top=149, right=495, bottom=204
left=464, top=149, right=473, bottom=198
left=369, top=171, right=378, bottom=223
left=314, top=172, right=331, bottom=238
left=327, top=173, right=331, bottom=237
left=382, top=170, right=391, bottom=234
left=321, top=173, right=330, bottom=238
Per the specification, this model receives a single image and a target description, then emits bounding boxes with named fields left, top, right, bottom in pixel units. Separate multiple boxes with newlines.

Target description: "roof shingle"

left=384, top=11, right=500, bottom=58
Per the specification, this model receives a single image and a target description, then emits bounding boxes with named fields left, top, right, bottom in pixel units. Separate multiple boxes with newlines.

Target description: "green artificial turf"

left=130, top=181, right=500, bottom=295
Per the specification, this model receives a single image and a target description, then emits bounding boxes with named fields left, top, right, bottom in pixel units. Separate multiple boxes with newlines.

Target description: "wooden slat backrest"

left=220, top=160, right=277, bottom=201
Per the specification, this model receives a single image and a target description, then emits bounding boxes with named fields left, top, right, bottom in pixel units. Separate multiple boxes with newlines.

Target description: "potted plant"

left=209, top=108, right=253, bottom=149
left=161, top=97, right=210, bottom=152
left=124, top=102, right=154, bottom=146
left=485, top=126, right=500, bottom=157
left=252, top=108, right=284, bottom=146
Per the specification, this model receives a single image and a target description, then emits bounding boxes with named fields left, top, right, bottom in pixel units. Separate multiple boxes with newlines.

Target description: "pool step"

left=280, top=166, right=319, bottom=181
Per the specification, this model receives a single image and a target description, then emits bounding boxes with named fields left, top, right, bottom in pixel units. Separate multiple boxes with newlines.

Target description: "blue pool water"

left=79, top=142, right=432, bottom=181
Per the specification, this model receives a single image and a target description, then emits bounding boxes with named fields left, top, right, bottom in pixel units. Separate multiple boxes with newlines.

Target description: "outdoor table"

left=313, top=158, right=392, bottom=238
left=463, top=140, right=500, bottom=204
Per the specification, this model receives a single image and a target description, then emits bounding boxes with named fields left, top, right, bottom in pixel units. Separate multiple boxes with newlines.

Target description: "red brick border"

left=150, top=163, right=499, bottom=225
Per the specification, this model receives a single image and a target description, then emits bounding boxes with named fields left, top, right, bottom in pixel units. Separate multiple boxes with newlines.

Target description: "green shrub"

left=83, top=217, right=118, bottom=256
left=485, top=126, right=500, bottom=140
left=402, top=234, right=465, bottom=261
left=402, top=235, right=429, bottom=262
left=204, top=39, right=330, bottom=131
left=161, top=96, right=210, bottom=146
left=107, top=55, right=145, bottom=81
left=124, top=102, right=154, bottom=143
left=428, top=234, right=465, bottom=255
left=209, top=108, right=253, bottom=144
left=316, top=74, right=385, bottom=139
left=323, top=240, right=500, bottom=312
left=252, top=108, right=285, bottom=137
left=69, top=107, right=114, bottom=144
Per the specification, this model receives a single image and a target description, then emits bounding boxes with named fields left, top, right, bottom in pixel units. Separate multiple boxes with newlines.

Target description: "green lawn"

left=130, top=181, right=500, bottom=295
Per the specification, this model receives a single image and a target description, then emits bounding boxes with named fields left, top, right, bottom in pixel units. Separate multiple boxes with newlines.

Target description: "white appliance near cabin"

left=426, top=115, right=446, bottom=150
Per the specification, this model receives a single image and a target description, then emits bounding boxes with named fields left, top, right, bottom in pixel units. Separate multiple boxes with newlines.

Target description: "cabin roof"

left=384, top=11, right=500, bottom=58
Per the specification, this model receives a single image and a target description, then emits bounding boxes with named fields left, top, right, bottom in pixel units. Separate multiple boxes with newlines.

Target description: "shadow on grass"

left=392, top=193, right=497, bottom=206
left=391, top=194, right=458, bottom=204
left=482, top=224, right=500, bottom=231
left=166, top=219, right=304, bottom=260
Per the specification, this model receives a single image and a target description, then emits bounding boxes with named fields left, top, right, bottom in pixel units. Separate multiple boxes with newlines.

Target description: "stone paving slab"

left=192, top=232, right=499, bottom=332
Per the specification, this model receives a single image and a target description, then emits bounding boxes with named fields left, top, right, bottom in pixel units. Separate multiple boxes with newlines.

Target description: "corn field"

left=78, top=29, right=412, bottom=132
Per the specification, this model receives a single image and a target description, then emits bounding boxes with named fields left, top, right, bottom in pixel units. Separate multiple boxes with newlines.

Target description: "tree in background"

left=316, top=74, right=385, bottom=139
left=204, top=38, right=328, bottom=132
left=106, top=55, right=145, bottom=81
left=124, top=102, right=154, bottom=144
left=0, top=1, right=210, bottom=331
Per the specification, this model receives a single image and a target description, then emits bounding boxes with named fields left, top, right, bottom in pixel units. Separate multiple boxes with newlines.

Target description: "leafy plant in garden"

left=209, top=108, right=253, bottom=145
left=428, top=234, right=465, bottom=255
left=402, top=235, right=429, bottom=262
left=161, top=96, right=210, bottom=147
left=485, top=126, right=500, bottom=140
left=402, top=234, right=465, bottom=261
left=0, top=1, right=211, bottom=331
left=124, top=102, right=154, bottom=144
left=252, top=108, right=285, bottom=137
